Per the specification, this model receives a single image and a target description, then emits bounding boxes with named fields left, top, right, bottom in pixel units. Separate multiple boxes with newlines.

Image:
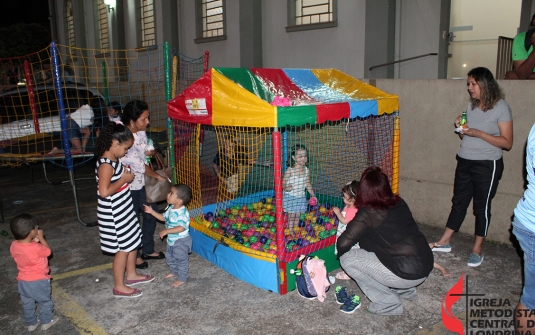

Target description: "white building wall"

left=178, top=0, right=241, bottom=68
left=262, top=0, right=367, bottom=77
left=123, top=0, right=139, bottom=49
left=396, top=0, right=442, bottom=79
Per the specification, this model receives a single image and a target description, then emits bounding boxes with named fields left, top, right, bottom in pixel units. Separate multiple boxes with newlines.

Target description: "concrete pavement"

left=0, top=162, right=526, bottom=335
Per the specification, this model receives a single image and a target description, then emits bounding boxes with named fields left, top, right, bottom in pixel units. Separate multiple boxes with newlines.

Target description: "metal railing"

left=369, top=53, right=438, bottom=72
left=496, top=36, right=514, bottom=79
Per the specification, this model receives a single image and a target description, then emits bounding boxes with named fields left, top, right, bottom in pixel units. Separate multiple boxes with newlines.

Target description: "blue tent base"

left=190, top=227, right=280, bottom=293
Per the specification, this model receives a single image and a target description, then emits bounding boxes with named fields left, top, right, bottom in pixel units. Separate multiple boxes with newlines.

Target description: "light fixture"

left=103, top=0, right=116, bottom=12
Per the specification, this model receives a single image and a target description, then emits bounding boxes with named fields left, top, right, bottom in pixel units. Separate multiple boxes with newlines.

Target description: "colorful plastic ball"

left=270, top=227, right=276, bottom=234
left=302, top=239, right=310, bottom=247
left=212, top=222, right=220, bottom=229
left=269, top=249, right=277, bottom=254
left=268, top=216, right=275, bottom=223
left=249, top=236, right=258, bottom=243
left=243, top=242, right=251, bottom=248
left=235, top=237, right=244, bottom=244
left=296, top=238, right=303, bottom=246
left=324, top=223, right=333, bottom=230
left=261, top=198, right=267, bottom=204
left=260, top=236, right=268, bottom=244
left=329, top=229, right=337, bottom=236
left=309, top=197, right=317, bottom=206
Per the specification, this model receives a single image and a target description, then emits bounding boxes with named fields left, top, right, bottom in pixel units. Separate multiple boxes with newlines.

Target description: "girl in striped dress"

left=95, top=122, right=154, bottom=298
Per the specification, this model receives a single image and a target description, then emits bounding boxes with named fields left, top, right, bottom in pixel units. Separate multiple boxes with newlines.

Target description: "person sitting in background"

left=505, top=13, right=535, bottom=79
left=107, top=101, right=122, bottom=123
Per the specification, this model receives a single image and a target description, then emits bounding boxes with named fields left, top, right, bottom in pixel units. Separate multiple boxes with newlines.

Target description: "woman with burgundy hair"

left=337, top=166, right=434, bottom=315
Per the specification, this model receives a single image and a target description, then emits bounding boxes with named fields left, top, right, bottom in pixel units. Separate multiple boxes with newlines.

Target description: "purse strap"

left=150, top=152, right=166, bottom=170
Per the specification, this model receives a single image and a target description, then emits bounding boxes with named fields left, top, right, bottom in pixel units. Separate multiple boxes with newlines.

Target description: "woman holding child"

left=337, top=166, right=434, bottom=315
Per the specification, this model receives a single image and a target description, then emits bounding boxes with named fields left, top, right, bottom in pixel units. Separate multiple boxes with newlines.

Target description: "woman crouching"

left=337, top=166, right=433, bottom=315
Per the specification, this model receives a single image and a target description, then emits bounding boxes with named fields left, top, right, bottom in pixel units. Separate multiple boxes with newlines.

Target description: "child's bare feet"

left=335, top=271, right=351, bottom=280
left=46, top=147, right=61, bottom=156
left=171, top=280, right=185, bottom=287
left=164, top=273, right=174, bottom=279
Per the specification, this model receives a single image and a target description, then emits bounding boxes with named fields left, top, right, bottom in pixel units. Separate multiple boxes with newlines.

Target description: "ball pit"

left=197, top=198, right=339, bottom=254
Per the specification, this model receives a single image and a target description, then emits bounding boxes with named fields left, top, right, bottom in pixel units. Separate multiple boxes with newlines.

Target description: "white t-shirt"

left=514, top=123, right=535, bottom=231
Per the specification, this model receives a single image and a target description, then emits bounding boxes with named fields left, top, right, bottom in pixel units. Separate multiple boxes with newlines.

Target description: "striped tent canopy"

left=167, top=68, right=398, bottom=127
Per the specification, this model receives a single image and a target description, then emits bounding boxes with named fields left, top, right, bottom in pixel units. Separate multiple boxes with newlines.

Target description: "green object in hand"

left=460, top=111, right=467, bottom=126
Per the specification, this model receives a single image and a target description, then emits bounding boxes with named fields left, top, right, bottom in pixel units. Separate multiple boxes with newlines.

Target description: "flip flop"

left=125, top=274, right=155, bottom=286
left=335, top=271, right=351, bottom=280
left=113, top=288, right=143, bottom=298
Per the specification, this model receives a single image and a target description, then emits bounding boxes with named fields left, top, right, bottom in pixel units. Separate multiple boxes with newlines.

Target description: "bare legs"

left=113, top=250, right=147, bottom=293
left=287, top=212, right=300, bottom=235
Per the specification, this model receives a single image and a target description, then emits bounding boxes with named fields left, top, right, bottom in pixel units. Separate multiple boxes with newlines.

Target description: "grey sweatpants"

left=340, top=248, right=427, bottom=315
left=166, top=236, right=192, bottom=282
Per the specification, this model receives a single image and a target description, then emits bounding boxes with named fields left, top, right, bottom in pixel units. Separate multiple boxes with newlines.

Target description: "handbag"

left=144, top=153, right=173, bottom=203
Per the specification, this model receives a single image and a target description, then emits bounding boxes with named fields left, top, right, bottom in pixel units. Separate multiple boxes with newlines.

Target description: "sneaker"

left=341, top=294, right=361, bottom=314
left=431, top=243, right=451, bottom=253
left=335, top=286, right=349, bottom=305
left=41, top=317, right=59, bottom=331
left=27, top=321, right=40, bottom=332
left=340, top=294, right=360, bottom=314
left=467, top=253, right=484, bottom=267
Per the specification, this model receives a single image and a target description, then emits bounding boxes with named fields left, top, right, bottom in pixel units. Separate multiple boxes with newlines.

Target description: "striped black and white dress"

left=96, top=158, right=142, bottom=253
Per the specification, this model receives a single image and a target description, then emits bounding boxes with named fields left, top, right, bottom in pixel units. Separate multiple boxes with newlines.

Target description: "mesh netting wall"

left=0, top=43, right=206, bottom=168
left=173, top=113, right=398, bottom=263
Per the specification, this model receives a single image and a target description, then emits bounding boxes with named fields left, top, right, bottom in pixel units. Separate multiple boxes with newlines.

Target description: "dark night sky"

left=0, top=0, right=51, bottom=28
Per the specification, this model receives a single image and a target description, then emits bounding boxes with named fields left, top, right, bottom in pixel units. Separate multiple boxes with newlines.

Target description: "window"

left=140, top=0, right=155, bottom=48
left=287, top=0, right=337, bottom=32
left=97, top=0, right=109, bottom=51
left=195, top=0, right=226, bottom=43
left=65, top=0, right=76, bottom=47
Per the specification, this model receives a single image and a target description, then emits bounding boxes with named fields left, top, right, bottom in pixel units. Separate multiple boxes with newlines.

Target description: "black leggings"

left=446, top=155, right=504, bottom=237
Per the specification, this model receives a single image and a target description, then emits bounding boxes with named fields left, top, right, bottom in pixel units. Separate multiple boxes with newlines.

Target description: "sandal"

left=335, top=271, right=351, bottom=280
left=113, top=288, right=143, bottom=298
left=125, top=274, right=155, bottom=286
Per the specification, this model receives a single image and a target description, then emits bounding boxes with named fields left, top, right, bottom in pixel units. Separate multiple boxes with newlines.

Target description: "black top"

left=337, top=199, right=434, bottom=280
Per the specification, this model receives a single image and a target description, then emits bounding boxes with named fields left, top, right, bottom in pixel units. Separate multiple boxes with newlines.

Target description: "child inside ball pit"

left=282, top=145, right=316, bottom=236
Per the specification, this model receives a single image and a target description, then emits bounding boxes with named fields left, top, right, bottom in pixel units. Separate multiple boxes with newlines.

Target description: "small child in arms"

left=144, top=184, right=193, bottom=287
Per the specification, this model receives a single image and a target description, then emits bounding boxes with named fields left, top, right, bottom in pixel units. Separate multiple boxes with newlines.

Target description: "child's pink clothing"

left=10, top=241, right=51, bottom=281
left=335, top=205, right=358, bottom=254
left=343, top=206, right=358, bottom=222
